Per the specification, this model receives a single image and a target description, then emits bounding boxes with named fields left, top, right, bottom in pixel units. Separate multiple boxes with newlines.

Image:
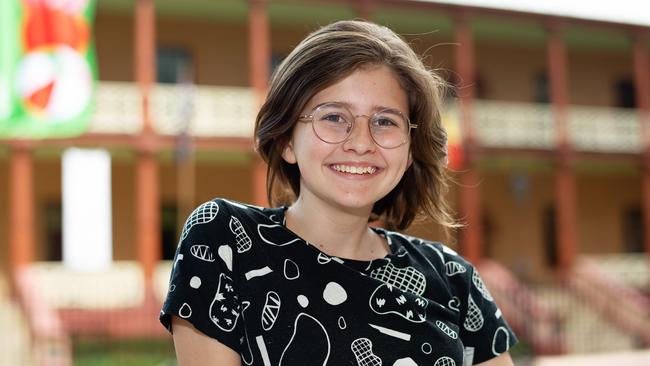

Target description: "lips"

left=330, top=164, right=378, bottom=175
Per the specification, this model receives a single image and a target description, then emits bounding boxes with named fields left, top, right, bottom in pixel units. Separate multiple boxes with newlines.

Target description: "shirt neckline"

left=269, top=206, right=398, bottom=266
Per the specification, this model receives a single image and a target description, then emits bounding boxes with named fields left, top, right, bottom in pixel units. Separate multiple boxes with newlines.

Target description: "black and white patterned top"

left=160, top=198, right=517, bottom=366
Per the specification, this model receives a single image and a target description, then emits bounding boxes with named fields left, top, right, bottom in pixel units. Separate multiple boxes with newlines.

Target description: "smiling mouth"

left=330, top=164, right=378, bottom=175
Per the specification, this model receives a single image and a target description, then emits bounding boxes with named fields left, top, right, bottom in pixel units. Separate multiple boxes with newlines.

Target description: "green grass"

left=73, top=338, right=177, bottom=366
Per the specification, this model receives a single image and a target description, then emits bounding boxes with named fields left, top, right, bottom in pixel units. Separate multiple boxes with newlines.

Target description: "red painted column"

left=634, top=31, right=650, bottom=258
left=135, top=0, right=160, bottom=285
left=354, top=0, right=374, bottom=20
left=249, top=0, right=270, bottom=104
left=547, top=20, right=569, bottom=147
left=547, top=20, right=577, bottom=271
left=135, top=0, right=155, bottom=134
left=136, top=146, right=160, bottom=285
left=555, top=154, right=577, bottom=270
left=249, top=0, right=270, bottom=206
left=455, top=11, right=477, bottom=145
left=9, top=142, right=35, bottom=274
left=454, top=11, right=482, bottom=263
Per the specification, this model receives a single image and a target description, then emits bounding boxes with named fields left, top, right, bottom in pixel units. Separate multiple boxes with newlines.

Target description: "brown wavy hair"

left=255, top=20, right=458, bottom=235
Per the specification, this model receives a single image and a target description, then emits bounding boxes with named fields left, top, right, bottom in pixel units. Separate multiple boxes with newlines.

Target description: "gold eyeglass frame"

left=298, top=102, right=418, bottom=149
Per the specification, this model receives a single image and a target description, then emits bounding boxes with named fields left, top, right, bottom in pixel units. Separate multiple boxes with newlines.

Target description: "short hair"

left=255, top=20, right=457, bottom=235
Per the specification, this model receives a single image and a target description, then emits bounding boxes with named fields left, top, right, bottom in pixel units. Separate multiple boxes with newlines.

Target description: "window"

left=615, top=78, right=636, bottom=108
left=157, top=47, right=192, bottom=84
left=161, top=204, right=179, bottom=260
left=534, top=71, right=549, bottom=103
left=622, top=207, right=643, bottom=253
left=44, top=201, right=62, bottom=261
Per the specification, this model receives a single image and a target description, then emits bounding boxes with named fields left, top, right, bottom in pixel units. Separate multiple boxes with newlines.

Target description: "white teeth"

left=331, top=165, right=377, bottom=175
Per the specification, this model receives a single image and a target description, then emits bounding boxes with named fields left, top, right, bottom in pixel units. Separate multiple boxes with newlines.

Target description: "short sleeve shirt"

left=160, top=198, right=517, bottom=365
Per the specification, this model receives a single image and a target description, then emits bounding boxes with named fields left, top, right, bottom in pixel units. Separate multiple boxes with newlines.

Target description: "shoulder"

left=382, top=230, right=477, bottom=290
left=384, top=230, right=467, bottom=271
left=186, top=197, right=276, bottom=224
left=179, top=198, right=278, bottom=244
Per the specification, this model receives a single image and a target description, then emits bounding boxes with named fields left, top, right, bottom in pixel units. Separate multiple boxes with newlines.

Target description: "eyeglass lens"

left=312, top=103, right=409, bottom=148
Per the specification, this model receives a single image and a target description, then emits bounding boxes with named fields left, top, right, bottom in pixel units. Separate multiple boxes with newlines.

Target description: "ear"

left=281, top=140, right=297, bottom=164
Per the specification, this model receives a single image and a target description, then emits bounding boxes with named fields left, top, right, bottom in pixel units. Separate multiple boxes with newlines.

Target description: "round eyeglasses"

left=298, top=102, right=417, bottom=149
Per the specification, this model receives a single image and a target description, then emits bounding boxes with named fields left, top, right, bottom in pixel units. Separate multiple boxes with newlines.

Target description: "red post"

left=547, top=19, right=577, bottom=271
left=634, top=30, right=650, bottom=259
left=454, top=11, right=482, bottom=263
left=135, top=0, right=155, bottom=133
left=9, top=142, right=35, bottom=274
left=136, top=146, right=161, bottom=285
left=249, top=0, right=270, bottom=105
left=135, top=0, right=160, bottom=285
left=555, top=154, right=577, bottom=270
left=354, top=0, right=374, bottom=20
left=248, top=0, right=270, bottom=206
left=547, top=20, right=569, bottom=145
left=454, top=11, right=477, bottom=145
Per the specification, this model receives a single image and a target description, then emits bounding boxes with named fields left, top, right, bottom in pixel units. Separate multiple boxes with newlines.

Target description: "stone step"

left=0, top=276, right=33, bottom=366
left=535, top=285, right=638, bottom=354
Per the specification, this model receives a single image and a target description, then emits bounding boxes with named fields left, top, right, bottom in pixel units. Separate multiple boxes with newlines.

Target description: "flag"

left=0, top=0, right=96, bottom=138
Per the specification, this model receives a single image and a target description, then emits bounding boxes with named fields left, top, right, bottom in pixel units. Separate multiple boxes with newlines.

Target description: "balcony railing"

left=472, top=100, right=556, bottom=149
left=568, top=106, right=642, bottom=153
left=89, top=82, right=142, bottom=134
left=90, top=82, right=646, bottom=154
left=89, top=82, right=256, bottom=137
left=150, top=84, right=256, bottom=137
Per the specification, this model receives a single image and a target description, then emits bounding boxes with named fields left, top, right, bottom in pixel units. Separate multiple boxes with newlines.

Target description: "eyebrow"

left=320, top=101, right=406, bottom=115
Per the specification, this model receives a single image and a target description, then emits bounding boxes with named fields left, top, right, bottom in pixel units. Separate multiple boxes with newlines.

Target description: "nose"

left=342, top=115, right=376, bottom=154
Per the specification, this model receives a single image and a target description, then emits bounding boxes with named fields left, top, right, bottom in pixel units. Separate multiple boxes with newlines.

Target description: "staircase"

left=534, top=284, right=640, bottom=353
left=566, top=256, right=650, bottom=349
left=478, top=260, right=564, bottom=354
left=479, top=256, right=650, bottom=355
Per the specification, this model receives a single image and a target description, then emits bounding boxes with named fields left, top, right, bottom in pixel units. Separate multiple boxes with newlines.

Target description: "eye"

left=320, top=112, right=348, bottom=124
left=372, top=115, right=401, bottom=128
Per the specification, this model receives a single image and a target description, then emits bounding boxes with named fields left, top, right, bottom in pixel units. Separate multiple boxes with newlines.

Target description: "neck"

left=284, top=193, right=387, bottom=260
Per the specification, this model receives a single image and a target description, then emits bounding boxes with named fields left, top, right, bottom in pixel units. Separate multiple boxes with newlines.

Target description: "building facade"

left=1, top=1, right=649, bottom=360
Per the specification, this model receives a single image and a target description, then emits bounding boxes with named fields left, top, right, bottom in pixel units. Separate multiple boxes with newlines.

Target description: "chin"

left=333, top=196, right=381, bottom=213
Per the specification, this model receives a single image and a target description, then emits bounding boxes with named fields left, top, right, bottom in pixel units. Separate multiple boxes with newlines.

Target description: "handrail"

left=478, top=259, right=564, bottom=354
left=567, top=258, right=650, bottom=345
left=14, top=267, right=72, bottom=366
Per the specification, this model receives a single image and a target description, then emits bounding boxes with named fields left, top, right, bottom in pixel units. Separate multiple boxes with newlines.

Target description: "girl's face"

left=282, top=65, right=412, bottom=214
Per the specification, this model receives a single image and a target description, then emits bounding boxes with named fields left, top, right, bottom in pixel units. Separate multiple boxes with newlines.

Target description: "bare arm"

left=171, top=316, right=242, bottom=366
left=475, top=352, right=514, bottom=366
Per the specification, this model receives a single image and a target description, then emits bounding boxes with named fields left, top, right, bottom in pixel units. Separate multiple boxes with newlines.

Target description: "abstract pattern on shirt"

left=160, top=198, right=517, bottom=366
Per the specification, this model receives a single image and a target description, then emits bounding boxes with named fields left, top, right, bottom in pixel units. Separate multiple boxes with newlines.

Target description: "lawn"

left=73, top=338, right=177, bottom=366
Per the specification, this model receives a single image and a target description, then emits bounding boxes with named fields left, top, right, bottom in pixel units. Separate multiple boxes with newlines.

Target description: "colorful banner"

left=0, top=0, right=96, bottom=138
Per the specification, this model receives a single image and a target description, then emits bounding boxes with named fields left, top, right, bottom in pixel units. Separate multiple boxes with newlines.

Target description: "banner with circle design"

left=0, top=0, right=96, bottom=138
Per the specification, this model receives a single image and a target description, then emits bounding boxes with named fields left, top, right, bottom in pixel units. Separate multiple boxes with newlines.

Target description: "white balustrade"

left=568, top=106, right=642, bottom=153
left=89, top=81, right=142, bottom=134
left=88, top=83, right=646, bottom=154
left=150, top=84, right=256, bottom=137
left=28, top=261, right=144, bottom=309
left=473, top=100, right=556, bottom=149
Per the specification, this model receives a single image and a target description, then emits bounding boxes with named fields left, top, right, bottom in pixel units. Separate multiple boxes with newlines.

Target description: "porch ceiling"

left=96, top=0, right=643, bottom=49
